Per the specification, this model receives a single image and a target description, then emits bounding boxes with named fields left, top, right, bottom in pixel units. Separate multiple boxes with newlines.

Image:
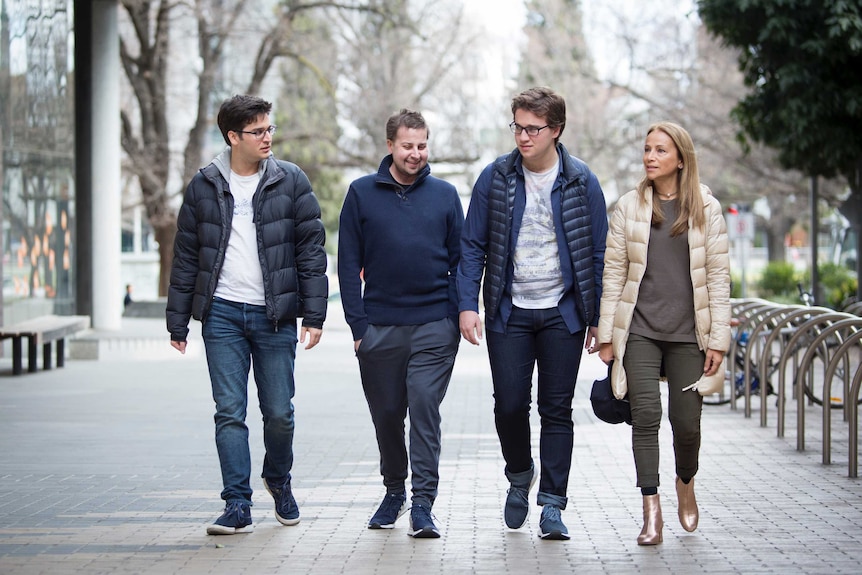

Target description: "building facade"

left=1, top=0, right=121, bottom=329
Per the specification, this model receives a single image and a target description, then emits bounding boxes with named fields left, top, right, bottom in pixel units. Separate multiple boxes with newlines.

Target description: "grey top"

left=630, top=198, right=697, bottom=343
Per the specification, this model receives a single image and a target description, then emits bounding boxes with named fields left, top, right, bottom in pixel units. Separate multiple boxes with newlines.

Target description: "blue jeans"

left=202, top=298, right=298, bottom=505
left=486, top=306, right=585, bottom=509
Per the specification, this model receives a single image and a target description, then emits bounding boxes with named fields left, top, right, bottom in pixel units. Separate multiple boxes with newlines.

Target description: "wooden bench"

left=0, top=315, right=90, bottom=375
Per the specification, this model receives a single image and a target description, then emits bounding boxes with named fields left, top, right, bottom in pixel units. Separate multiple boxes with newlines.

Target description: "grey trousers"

left=623, top=333, right=704, bottom=489
left=356, top=317, right=459, bottom=508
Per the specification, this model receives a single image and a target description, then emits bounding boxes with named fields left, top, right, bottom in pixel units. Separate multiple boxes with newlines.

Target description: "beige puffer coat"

left=597, top=184, right=731, bottom=400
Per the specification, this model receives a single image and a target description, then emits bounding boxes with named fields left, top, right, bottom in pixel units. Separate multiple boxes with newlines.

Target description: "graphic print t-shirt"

left=511, top=159, right=565, bottom=309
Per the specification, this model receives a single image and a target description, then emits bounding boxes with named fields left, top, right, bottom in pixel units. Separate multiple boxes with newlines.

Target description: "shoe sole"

left=206, top=524, right=254, bottom=535
left=539, top=530, right=570, bottom=540
left=505, top=466, right=539, bottom=529
left=263, top=479, right=301, bottom=526
left=409, top=527, right=441, bottom=538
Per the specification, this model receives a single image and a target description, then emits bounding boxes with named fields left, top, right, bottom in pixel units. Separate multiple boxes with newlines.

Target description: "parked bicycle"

left=703, top=287, right=858, bottom=408
left=702, top=325, right=775, bottom=406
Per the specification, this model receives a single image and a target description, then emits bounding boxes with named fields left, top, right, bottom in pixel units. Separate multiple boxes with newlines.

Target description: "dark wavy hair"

left=217, top=95, right=272, bottom=145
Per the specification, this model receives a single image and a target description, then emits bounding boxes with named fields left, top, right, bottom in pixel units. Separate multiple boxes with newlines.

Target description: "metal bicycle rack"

left=792, top=317, right=862, bottom=452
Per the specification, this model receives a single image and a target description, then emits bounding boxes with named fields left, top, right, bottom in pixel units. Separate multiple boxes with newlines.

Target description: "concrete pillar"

left=90, top=1, right=122, bottom=330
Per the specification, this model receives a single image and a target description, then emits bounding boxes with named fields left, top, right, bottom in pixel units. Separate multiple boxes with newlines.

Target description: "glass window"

left=1, top=0, right=76, bottom=318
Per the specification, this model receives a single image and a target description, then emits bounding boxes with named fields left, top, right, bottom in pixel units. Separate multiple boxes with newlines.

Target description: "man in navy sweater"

left=338, top=109, right=463, bottom=538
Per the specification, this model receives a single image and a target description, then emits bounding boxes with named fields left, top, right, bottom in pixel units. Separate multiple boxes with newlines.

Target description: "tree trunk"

left=154, top=217, right=176, bottom=297
left=764, top=225, right=786, bottom=263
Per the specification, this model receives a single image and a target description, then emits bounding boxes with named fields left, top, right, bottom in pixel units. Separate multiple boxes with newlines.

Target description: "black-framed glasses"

left=235, top=125, right=277, bottom=140
left=509, top=122, right=550, bottom=137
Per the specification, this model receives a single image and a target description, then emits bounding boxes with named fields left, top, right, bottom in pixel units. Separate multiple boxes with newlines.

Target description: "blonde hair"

left=636, top=122, right=705, bottom=235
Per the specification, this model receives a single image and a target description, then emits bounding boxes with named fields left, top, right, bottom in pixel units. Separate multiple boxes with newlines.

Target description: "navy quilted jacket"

left=457, top=144, right=607, bottom=334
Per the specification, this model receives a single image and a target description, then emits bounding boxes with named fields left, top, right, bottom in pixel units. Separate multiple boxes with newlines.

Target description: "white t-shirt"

left=511, top=159, right=565, bottom=309
left=214, top=170, right=265, bottom=305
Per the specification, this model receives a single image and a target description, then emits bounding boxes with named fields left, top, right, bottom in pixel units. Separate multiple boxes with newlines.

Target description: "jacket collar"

left=375, top=154, right=431, bottom=192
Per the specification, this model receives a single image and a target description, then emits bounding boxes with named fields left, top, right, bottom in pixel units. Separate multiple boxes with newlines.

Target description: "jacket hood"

left=211, top=147, right=270, bottom=182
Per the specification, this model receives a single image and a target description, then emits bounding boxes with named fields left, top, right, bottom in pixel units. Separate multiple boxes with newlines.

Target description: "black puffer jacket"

left=167, top=154, right=327, bottom=342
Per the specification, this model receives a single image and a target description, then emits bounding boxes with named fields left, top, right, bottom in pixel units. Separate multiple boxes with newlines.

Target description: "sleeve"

left=166, top=179, right=202, bottom=342
left=447, top=186, right=465, bottom=320
left=456, top=165, right=493, bottom=313
left=597, top=197, right=630, bottom=345
left=704, top=195, right=732, bottom=352
left=586, top=170, right=608, bottom=325
left=292, top=167, right=328, bottom=329
left=337, top=184, right=368, bottom=340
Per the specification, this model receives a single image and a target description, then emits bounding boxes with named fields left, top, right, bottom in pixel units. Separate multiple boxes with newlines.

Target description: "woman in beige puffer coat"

left=597, top=122, right=730, bottom=546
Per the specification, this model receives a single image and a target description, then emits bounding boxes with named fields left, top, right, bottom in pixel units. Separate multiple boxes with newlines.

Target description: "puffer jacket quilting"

left=482, top=146, right=600, bottom=325
left=597, top=184, right=731, bottom=399
left=167, top=156, right=327, bottom=342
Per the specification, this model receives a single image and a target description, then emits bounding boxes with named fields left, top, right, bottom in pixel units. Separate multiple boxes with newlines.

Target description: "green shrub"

left=730, top=273, right=743, bottom=299
left=757, top=261, right=797, bottom=300
left=802, top=263, right=858, bottom=309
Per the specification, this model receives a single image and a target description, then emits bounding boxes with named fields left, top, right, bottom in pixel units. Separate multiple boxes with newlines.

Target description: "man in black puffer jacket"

left=167, top=95, right=327, bottom=536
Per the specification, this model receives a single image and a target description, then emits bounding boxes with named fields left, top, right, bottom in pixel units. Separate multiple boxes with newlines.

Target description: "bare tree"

left=516, top=0, right=623, bottom=202
left=333, top=0, right=482, bottom=172
left=119, top=0, right=384, bottom=296
left=565, top=5, right=818, bottom=263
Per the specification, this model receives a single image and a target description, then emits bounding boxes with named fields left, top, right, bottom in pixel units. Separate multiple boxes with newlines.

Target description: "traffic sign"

left=726, top=212, right=755, bottom=241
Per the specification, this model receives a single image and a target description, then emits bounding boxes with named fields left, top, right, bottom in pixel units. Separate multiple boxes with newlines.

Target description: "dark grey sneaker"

left=206, top=501, right=254, bottom=535
left=538, top=504, right=569, bottom=540
left=263, top=477, right=300, bottom=526
left=504, top=466, right=538, bottom=529
left=408, top=505, right=440, bottom=538
left=369, top=492, right=408, bottom=529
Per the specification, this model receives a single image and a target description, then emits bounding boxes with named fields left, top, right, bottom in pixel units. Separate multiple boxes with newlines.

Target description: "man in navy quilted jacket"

left=457, top=87, right=607, bottom=540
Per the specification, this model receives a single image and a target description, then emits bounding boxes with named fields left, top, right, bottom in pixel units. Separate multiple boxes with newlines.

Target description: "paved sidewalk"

left=0, top=308, right=861, bottom=574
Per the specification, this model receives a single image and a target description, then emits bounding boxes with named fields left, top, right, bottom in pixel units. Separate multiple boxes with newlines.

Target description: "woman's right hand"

left=598, top=342, right=614, bottom=365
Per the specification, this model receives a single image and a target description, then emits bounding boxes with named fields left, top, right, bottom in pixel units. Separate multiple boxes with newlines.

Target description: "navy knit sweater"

left=337, top=156, right=464, bottom=341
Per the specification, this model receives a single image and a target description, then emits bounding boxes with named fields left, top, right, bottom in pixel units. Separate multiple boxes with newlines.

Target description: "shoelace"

left=542, top=505, right=561, bottom=522
left=224, top=501, right=246, bottom=517
left=410, top=505, right=437, bottom=524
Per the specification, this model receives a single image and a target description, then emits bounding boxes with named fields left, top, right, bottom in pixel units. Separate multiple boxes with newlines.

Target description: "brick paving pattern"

left=1, top=308, right=860, bottom=574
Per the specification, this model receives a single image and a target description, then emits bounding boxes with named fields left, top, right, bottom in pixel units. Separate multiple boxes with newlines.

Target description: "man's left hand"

left=300, top=327, right=323, bottom=350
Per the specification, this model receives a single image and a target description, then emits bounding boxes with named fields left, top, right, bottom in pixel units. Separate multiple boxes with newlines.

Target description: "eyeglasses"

left=235, top=125, right=277, bottom=140
left=509, top=122, right=550, bottom=137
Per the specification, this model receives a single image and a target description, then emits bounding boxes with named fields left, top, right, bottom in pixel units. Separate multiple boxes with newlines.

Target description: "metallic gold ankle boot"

left=676, top=477, right=698, bottom=532
left=637, top=494, right=663, bottom=545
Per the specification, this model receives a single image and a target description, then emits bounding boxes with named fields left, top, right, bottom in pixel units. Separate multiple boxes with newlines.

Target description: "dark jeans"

left=486, top=306, right=585, bottom=509
left=623, top=333, right=704, bottom=489
left=202, top=298, right=298, bottom=504
left=356, top=317, right=459, bottom=508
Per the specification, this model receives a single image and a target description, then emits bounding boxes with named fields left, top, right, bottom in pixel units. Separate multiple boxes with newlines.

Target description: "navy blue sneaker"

left=504, top=466, right=538, bottom=529
left=538, top=505, right=569, bottom=540
left=263, top=477, right=300, bottom=526
left=369, top=492, right=408, bottom=529
left=206, top=501, right=254, bottom=535
left=408, top=505, right=440, bottom=538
